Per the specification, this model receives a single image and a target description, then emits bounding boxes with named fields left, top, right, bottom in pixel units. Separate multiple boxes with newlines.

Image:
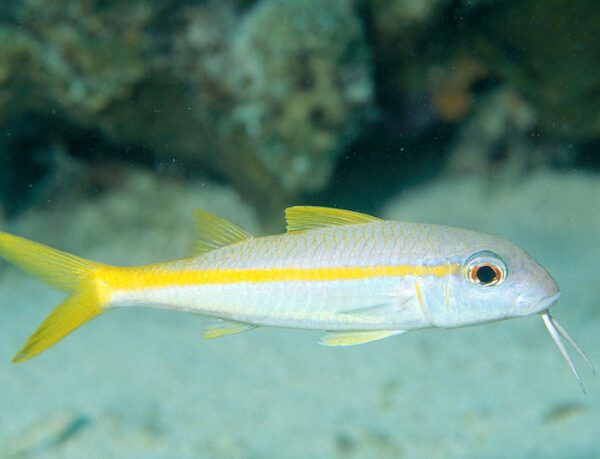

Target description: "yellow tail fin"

left=0, top=232, right=107, bottom=363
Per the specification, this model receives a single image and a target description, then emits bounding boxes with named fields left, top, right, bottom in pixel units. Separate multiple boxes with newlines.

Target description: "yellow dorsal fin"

left=285, top=206, right=382, bottom=232
left=191, top=209, right=253, bottom=255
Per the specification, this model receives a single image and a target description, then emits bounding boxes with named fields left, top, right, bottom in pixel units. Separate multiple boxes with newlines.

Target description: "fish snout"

left=519, top=291, right=561, bottom=316
left=526, top=264, right=561, bottom=314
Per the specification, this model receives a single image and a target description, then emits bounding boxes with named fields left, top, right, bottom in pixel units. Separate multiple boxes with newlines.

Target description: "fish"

left=0, top=206, right=593, bottom=387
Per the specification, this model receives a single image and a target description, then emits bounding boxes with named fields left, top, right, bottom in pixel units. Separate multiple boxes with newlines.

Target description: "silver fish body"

left=0, top=206, right=591, bottom=387
left=113, top=218, right=559, bottom=332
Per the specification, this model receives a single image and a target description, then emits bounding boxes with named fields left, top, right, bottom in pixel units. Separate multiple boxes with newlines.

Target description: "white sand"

left=0, top=171, right=598, bottom=458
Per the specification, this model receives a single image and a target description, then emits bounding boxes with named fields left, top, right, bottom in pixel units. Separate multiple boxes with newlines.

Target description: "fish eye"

left=464, top=251, right=507, bottom=287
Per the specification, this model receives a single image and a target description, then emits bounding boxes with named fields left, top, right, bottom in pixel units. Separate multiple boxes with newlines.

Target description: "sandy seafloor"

left=0, top=171, right=599, bottom=459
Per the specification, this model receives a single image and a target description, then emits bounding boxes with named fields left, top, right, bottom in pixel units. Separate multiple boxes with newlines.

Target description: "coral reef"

left=469, top=0, right=600, bottom=139
left=0, top=0, right=599, bottom=221
left=446, top=88, right=574, bottom=180
left=0, top=0, right=151, bottom=121
left=369, top=0, right=600, bottom=140
left=228, top=0, right=373, bottom=192
left=362, top=0, right=600, bottom=184
left=0, top=0, right=373, bottom=221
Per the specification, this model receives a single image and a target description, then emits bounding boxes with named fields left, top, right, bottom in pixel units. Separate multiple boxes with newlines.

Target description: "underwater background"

left=0, top=0, right=599, bottom=457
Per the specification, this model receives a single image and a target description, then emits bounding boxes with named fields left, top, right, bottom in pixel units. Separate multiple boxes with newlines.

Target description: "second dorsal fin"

left=285, top=206, right=382, bottom=232
left=191, top=209, right=253, bottom=255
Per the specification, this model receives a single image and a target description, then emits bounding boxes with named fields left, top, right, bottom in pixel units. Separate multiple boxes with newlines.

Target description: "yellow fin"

left=0, top=233, right=95, bottom=292
left=191, top=210, right=253, bottom=255
left=319, top=330, right=405, bottom=347
left=203, top=319, right=258, bottom=339
left=0, top=232, right=108, bottom=362
left=285, top=206, right=382, bottom=232
left=12, top=290, right=103, bottom=363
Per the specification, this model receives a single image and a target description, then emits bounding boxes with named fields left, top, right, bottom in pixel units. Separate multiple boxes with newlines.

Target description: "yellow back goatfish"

left=0, top=206, right=592, bottom=387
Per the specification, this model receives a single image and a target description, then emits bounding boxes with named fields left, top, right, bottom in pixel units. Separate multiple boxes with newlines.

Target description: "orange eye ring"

left=469, top=263, right=503, bottom=286
left=464, top=251, right=507, bottom=287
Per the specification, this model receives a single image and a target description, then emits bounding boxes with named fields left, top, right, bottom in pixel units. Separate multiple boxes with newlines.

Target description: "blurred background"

left=0, top=0, right=598, bottom=223
left=0, top=1, right=599, bottom=458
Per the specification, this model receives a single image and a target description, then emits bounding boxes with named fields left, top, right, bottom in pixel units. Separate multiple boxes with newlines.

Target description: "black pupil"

left=476, top=265, right=497, bottom=284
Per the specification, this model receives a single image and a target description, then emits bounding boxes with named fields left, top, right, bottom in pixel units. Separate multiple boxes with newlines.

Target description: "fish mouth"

left=516, top=292, right=561, bottom=316
left=537, top=292, right=561, bottom=311
left=540, top=309, right=594, bottom=393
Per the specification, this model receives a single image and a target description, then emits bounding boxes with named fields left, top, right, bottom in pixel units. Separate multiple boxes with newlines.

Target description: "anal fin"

left=203, top=319, right=258, bottom=340
left=319, top=330, right=405, bottom=347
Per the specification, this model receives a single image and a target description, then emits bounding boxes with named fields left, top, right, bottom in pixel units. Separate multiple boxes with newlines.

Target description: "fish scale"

left=0, top=206, right=592, bottom=391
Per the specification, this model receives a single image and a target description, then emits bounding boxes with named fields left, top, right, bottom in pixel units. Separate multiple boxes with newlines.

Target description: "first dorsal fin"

left=191, top=209, right=253, bottom=255
left=285, top=206, right=382, bottom=232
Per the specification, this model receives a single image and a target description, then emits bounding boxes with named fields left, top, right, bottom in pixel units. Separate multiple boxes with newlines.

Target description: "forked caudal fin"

left=0, top=232, right=108, bottom=363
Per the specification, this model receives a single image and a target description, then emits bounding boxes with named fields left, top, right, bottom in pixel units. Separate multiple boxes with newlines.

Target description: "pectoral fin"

left=319, top=330, right=406, bottom=347
left=203, top=319, right=258, bottom=340
left=337, top=300, right=399, bottom=316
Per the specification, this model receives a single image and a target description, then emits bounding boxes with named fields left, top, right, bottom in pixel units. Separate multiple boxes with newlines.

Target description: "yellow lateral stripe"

left=99, top=264, right=460, bottom=290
